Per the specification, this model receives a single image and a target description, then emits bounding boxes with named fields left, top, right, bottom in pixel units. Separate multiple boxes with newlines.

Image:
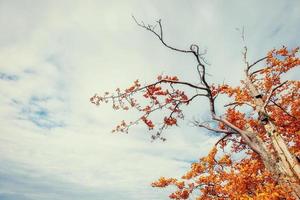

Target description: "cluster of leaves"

left=90, top=75, right=193, bottom=140
left=152, top=149, right=293, bottom=200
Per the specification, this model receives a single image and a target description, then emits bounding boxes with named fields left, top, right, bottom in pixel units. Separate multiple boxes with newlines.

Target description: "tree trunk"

left=244, top=75, right=300, bottom=198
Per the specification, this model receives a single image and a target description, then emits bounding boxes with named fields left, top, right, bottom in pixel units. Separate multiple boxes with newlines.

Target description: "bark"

left=244, top=75, right=300, bottom=198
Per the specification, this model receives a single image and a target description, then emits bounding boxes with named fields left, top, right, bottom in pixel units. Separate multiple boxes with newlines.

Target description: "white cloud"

left=0, top=0, right=299, bottom=199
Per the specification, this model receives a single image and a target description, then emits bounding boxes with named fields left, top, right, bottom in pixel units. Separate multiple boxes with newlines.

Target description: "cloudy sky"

left=0, top=0, right=299, bottom=199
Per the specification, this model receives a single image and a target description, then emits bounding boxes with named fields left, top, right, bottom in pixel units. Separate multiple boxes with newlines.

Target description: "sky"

left=0, top=0, right=299, bottom=199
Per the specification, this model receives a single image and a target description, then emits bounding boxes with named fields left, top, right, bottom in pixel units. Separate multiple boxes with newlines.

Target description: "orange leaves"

left=259, top=46, right=300, bottom=92
left=152, top=177, right=191, bottom=199
left=267, top=46, right=300, bottom=70
left=275, top=46, right=289, bottom=56
left=151, top=177, right=177, bottom=187
left=141, top=116, right=155, bottom=129
left=154, top=144, right=295, bottom=199
left=182, top=163, right=205, bottom=179
left=202, top=147, right=218, bottom=166
left=164, top=117, right=177, bottom=126
left=265, top=80, right=300, bottom=143
left=218, top=154, right=232, bottom=165
left=226, top=108, right=247, bottom=130
left=212, top=84, right=252, bottom=104
left=169, top=189, right=190, bottom=199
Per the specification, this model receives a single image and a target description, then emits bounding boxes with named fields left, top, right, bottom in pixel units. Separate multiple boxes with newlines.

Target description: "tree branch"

left=132, top=16, right=193, bottom=54
left=263, top=81, right=288, bottom=111
left=193, top=121, right=236, bottom=135
left=246, top=56, right=268, bottom=74
left=132, top=16, right=215, bottom=116
left=224, top=101, right=256, bottom=109
left=270, top=99, right=297, bottom=119
left=215, top=133, right=234, bottom=147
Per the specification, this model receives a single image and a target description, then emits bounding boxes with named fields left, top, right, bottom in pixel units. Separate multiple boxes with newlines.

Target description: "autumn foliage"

left=91, top=19, right=300, bottom=199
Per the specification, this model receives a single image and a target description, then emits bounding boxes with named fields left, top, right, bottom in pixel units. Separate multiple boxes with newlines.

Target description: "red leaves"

left=91, top=74, right=193, bottom=136
left=226, top=108, right=247, bottom=130
left=143, top=85, right=165, bottom=98
left=169, top=189, right=190, bottom=199
left=164, top=117, right=177, bottom=126
left=125, top=80, right=141, bottom=93
left=212, top=84, right=252, bottom=103
left=276, top=46, right=289, bottom=56
left=142, top=105, right=151, bottom=113
left=267, top=46, right=300, bottom=69
left=141, top=116, right=154, bottom=129
left=260, top=46, right=300, bottom=91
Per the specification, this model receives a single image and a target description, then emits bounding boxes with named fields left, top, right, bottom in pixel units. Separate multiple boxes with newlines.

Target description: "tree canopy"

left=91, top=19, right=300, bottom=199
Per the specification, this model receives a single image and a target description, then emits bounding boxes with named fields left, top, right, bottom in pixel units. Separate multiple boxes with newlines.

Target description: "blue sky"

left=0, top=0, right=299, bottom=199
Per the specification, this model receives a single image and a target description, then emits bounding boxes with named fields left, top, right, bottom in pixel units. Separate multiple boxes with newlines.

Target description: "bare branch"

left=157, top=19, right=163, bottom=39
left=132, top=16, right=193, bottom=54
left=247, top=56, right=268, bottom=73
left=132, top=16, right=217, bottom=119
left=193, top=121, right=236, bottom=134
left=243, top=46, right=268, bottom=75
left=243, top=46, right=250, bottom=69
left=224, top=101, right=256, bottom=109
left=215, top=133, right=234, bottom=147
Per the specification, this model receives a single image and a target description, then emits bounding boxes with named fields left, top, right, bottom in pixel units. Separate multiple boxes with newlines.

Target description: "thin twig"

left=247, top=56, right=268, bottom=73
left=270, top=100, right=297, bottom=119
left=263, top=81, right=288, bottom=111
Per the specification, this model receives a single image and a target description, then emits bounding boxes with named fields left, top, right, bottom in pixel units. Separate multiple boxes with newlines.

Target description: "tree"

left=90, top=18, right=300, bottom=199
